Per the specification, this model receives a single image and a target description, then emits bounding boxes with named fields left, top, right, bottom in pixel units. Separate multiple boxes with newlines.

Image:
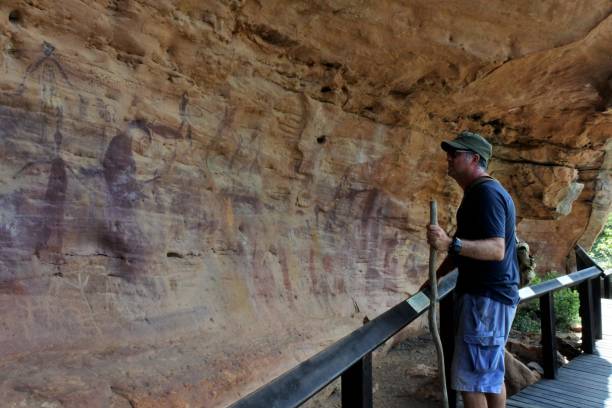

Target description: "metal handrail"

left=230, top=271, right=458, bottom=408
left=518, top=266, right=601, bottom=302
left=231, top=246, right=610, bottom=408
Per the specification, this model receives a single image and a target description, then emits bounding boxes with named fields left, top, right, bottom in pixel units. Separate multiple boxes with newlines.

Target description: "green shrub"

left=513, top=304, right=541, bottom=333
left=512, top=210, right=610, bottom=335
left=553, top=278, right=580, bottom=329
left=589, top=212, right=612, bottom=269
left=513, top=271, right=580, bottom=333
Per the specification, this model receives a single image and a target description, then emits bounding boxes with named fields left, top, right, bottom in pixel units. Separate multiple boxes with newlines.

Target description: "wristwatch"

left=449, top=237, right=462, bottom=256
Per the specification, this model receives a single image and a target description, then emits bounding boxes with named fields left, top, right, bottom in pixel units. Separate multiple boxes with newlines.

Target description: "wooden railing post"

left=440, top=293, right=456, bottom=408
left=341, top=354, right=372, bottom=408
left=576, top=246, right=603, bottom=340
left=231, top=267, right=612, bottom=408
left=539, top=292, right=557, bottom=379
left=578, top=278, right=595, bottom=354
left=594, top=278, right=603, bottom=340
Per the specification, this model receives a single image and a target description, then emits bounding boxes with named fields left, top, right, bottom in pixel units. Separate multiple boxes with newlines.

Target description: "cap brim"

left=441, top=140, right=470, bottom=152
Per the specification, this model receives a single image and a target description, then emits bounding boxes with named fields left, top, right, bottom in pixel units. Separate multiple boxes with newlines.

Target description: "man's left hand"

left=427, top=224, right=452, bottom=251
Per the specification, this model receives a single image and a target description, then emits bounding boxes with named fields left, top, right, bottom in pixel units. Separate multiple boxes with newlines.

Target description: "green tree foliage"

left=514, top=212, right=610, bottom=334
left=589, top=212, right=612, bottom=269
left=513, top=272, right=580, bottom=333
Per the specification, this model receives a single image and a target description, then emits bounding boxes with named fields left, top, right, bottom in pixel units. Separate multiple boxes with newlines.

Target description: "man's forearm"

left=428, top=225, right=505, bottom=262
left=458, top=237, right=505, bottom=261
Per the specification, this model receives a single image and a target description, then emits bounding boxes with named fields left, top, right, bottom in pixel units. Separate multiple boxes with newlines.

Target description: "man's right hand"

left=427, top=224, right=452, bottom=251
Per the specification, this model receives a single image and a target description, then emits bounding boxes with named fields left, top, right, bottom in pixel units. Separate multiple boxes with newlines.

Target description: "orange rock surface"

left=0, top=1, right=610, bottom=406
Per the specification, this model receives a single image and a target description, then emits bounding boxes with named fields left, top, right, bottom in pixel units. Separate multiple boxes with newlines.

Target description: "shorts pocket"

left=463, top=334, right=505, bottom=373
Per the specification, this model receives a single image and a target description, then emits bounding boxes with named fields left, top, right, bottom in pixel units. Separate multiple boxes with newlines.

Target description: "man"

left=425, top=131, right=519, bottom=408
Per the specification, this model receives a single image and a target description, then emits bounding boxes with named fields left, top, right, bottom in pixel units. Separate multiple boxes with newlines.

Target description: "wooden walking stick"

left=429, top=200, right=449, bottom=408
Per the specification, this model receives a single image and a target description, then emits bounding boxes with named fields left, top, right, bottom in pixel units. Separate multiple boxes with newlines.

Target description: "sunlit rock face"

left=0, top=1, right=609, bottom=406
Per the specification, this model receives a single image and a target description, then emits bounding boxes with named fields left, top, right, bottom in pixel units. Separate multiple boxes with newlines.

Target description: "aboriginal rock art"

left=229, top=125, right=264, bottom=174
left=13, top=112, right=73, bottom=265
left=1, top=43, right=194, bottom=281
left=95, top=97, right=116, bottom=124
left=78, top=94, right=88, bottom=119
left=101, top=120, right=162, bottom=276
left=100, top=92, right=194, bottom=277
left=12, top=42, right=73, bottom=143
left=2, top=44, right=79, bottom=274
left=320, top=163, right=404, bottom=297
left=274, top=94, right=341, bottom=296
left=13, top=42, right=73, bottom=99
left=204, top=104, right=236, bottom=173
left=179, top=91, right=193, bottom=142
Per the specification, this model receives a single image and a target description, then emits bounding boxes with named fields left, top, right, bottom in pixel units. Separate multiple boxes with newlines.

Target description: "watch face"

left=452, top=238, right=461, bottom=255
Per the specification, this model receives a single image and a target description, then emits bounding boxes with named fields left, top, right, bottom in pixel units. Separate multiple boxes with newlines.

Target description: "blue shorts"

left=451, top=293, right=516, bottom=394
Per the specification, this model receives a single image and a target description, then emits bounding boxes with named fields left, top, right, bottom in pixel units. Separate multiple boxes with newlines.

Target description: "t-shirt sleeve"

left=473, top=186, right=506, bottom=239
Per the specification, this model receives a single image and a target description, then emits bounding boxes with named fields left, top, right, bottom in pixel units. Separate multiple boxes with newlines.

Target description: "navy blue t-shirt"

left=454, top=178, right=520, bottom=305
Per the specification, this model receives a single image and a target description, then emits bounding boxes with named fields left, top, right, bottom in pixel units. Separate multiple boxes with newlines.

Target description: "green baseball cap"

left=441, top=131, right=492, bottom=163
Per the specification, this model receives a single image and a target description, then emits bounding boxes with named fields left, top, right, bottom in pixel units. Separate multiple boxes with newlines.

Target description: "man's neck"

left=459, top=169, right=489, bottom=191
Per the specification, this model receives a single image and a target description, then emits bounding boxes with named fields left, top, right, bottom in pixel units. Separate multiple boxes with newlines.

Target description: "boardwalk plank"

left=596, top=350, right=612, bottom=358
left=511, top=394, right=553, bottom=407
left=537, top=378, right=612, bottom=397
left=529, top=382, right=610, bottom=406
left=568, top=354, right=612, bottom=363
left=596, top=347, right=612, bottom=355
left=507, top=298, right=612, bottom=407
left=512, top=391, right=568, bottom=408
left=560, top=362, right=612, bottom=377
left=519, top=386, right=601, bottom=408
left=569, top=354, right=612, bottom=364
left=555, top=372, right=612, bottom=391
left=557, top=371, right=612, bottom=389
left=567, top=359, right=612, bottom=371
left=562, top=362, right=612, bottom=376
left=567, top=360, right=612, bottom=371
left=554, top=373, right=612, bottom=392
left=561, top=365, right=612, bottom=381
left=599, top=341, right=612, bottom=348
left=566, top=358, right=612, bottom=370
left=507, top=399, right=546, bottom=408
left=518, top=388, right=597, bottom=408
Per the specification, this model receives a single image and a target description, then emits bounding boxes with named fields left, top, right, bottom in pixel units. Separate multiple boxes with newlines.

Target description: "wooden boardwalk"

left=507, top=298, right=612, bottom=408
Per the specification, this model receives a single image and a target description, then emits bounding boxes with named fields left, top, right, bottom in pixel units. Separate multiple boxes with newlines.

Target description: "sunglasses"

left=447, top=149, right=473, bottom=158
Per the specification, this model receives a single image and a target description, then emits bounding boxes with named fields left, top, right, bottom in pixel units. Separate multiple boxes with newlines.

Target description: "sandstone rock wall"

left=0, top=1, right=610, bottom=406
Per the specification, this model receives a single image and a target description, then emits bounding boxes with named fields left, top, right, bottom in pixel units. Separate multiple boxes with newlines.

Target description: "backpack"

left=516, top=236, right=536, bottom=287
left=466, top=176, right=536, bottom=288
